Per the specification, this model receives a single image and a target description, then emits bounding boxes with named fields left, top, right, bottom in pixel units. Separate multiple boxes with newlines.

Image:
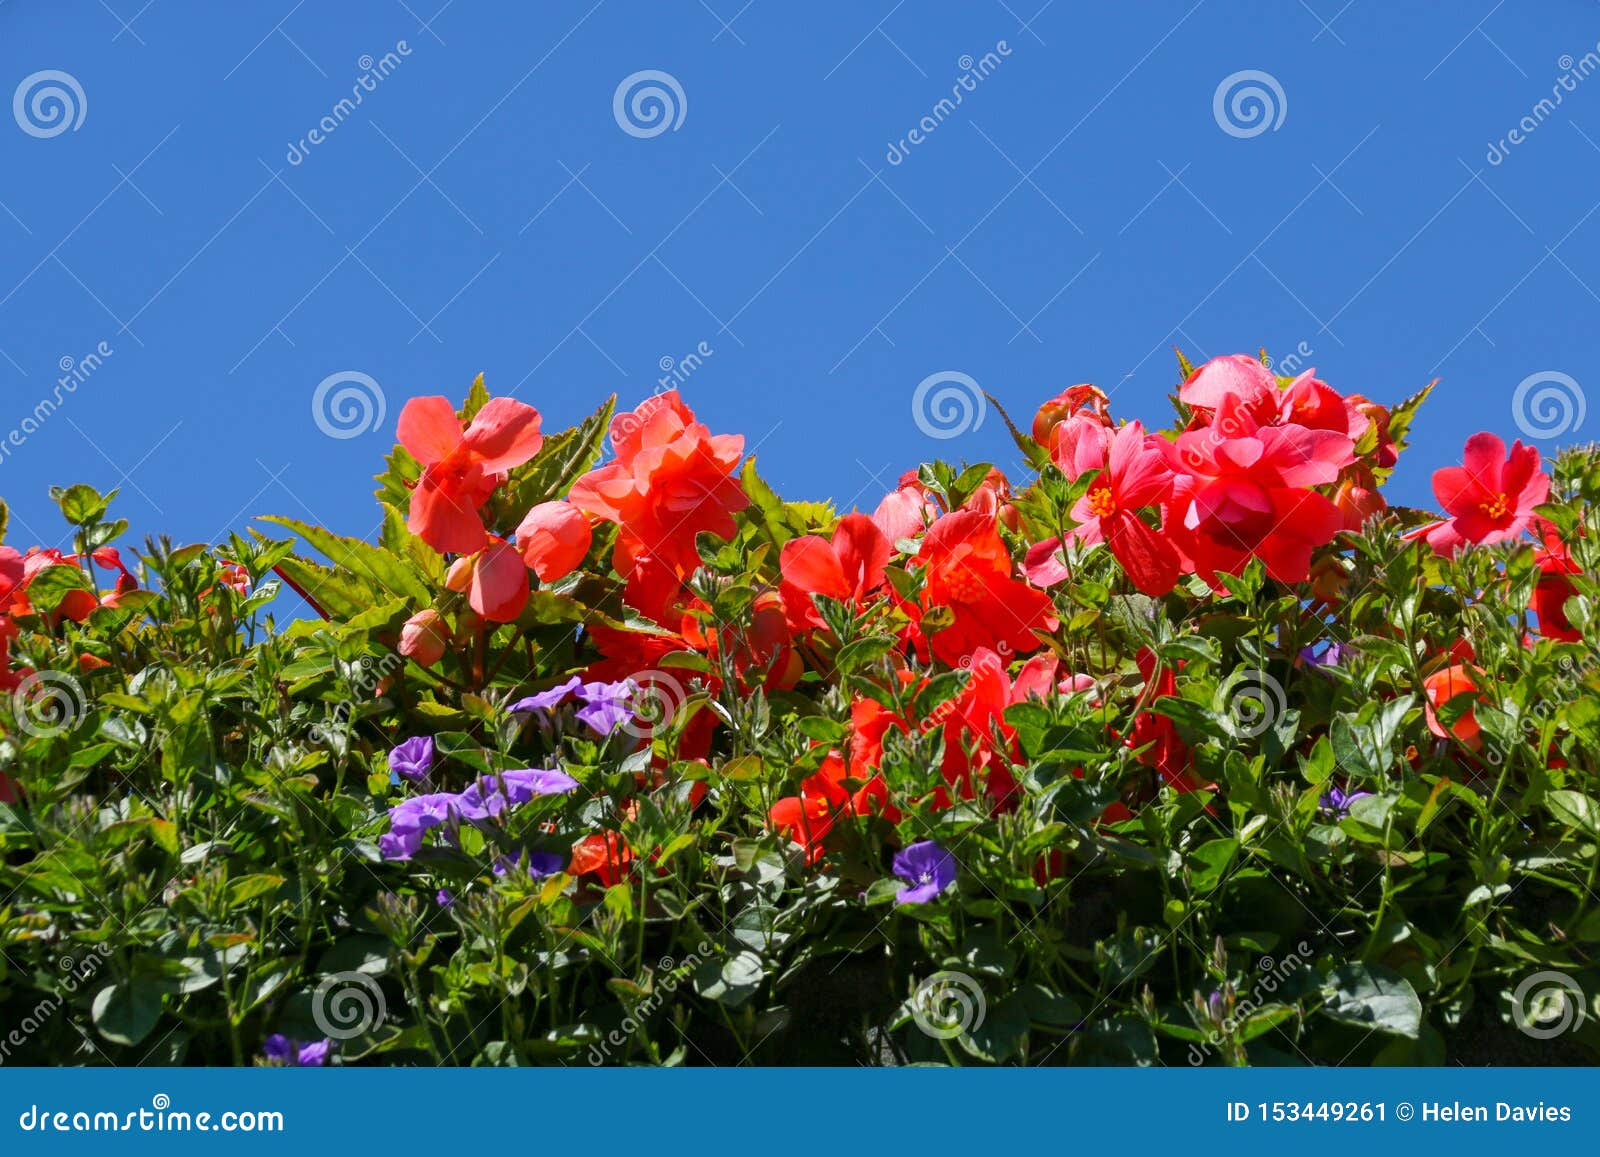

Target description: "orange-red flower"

left=914, top=510, right=1056, bottom=666
left=778, top=513, right=890, bottom=631
left=398, top=395, right=544, bottom=555
left=1531, top=523, right=1581, bottom=643
left=768, top=753, right=853, bottom=862
left=1423, top=663, right=1483, bottom=748
left=569, top=831, right=633, bottom=886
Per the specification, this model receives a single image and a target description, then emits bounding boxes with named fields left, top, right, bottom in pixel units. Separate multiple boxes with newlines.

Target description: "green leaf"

left=496, top=396, right=616, bottom=525
left=1319, top=963, right=1421, bottom=1038
left=54, top=483, right=115, bottom=525
left=258, top=516, right=431, bottom=604
left=1545, top=790, right=1600, bottom=840
left=92, top=981, right=164, bottom=1046
left=20, top=563, right=93, bottom=613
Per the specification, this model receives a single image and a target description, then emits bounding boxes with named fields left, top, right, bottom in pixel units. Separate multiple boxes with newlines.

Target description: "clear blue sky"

left=2, top=1, right=1597, bottom=554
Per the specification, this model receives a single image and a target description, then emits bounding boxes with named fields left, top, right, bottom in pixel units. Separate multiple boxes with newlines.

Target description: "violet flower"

left=435, top=888, right=454, bottom=908
left=891, top=840, right=957, bottom=905
left=387, top=736, right=435, bottom=782
left=492, top=850, right=566, bottom=881
left=509, top=676, right=583, bottom=717
left=1319, top=786, right=1372, bottom=819
left=262, top=1034, right=331, bottom=1067
left=575, top=679, right=636, bottom=736
left=377, top=793, right=458, bottom=862
left=454, top=768, right=580, bottom=822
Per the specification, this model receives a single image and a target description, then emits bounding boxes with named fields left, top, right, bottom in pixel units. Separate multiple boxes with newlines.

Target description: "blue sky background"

left=1, top=1, right=1598, bottom=554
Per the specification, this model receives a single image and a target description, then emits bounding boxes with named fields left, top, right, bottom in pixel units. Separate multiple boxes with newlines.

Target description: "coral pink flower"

left=445, top=541, right=528, bottom=623
left=399, top=609, right=450, bottom=665
left=1033, top=383, right=1111, bottom=445
left=397, top=396, right=544, bottom=555
left=568, top=391, right=745, bottom=608
left=1165, top=394, right=1354, bottom=585
left=1031, top=421, right=1180, bottom=597
left=1415, top=433, right=1549, bottom=556
left=871, top=476, right=936, bottom=543
left=515, top=501, right=592, bottom=582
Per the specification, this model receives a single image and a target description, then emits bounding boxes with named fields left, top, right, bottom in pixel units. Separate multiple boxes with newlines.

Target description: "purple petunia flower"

left=492, top=850, right=566, bottom=881
left=509, top=676, right=583, bottom=717
left=263, top=1034, right=331, bottom=1067
left=453, top=768, right=581, bottom=822
left=1319, top=786, right=1373, bottom=819
left=387, top=736, right=435, bottom=782
left=378, top=792, right=458, bottom=862
left=435, top=889, right=454, bottom=907
left=574, top=679, right=636, bottom=736
left=891, top=840, right=957, bottom=905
